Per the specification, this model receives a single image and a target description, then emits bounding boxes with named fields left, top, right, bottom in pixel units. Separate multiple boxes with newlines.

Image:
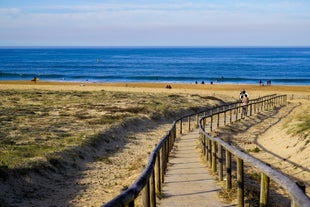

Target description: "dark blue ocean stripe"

left=0, top=47, right=309, bottom=85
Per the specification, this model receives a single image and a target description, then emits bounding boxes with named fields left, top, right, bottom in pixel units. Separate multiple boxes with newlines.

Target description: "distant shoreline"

left=0, top=81, right=309, bottom=98
left=1, top=79, right=310, bottom=86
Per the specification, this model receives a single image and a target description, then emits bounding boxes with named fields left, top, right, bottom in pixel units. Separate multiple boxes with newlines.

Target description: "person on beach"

left=242, top=94, right=249, bottom=116
left=165, top=84, right=172, bottom=89
left=31, top=77, right=39, bottom=83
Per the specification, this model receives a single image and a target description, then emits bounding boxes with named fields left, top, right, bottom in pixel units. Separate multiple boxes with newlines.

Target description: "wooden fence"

left=103, top=94, right=310, bottom=207
left=199, top=94, right=310, bottom=207
left=288, top=94, right=310, bottom=100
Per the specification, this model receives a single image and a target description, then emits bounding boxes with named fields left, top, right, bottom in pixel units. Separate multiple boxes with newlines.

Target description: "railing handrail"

left=177, top=94, right=278, bottom=118
left=199, top=95, right=310, bottom=207
left=102, top=124, right=175, bottom=207
left=211, top=135, right=310, bottom=206
left=103, top=94, right=306, bottom=207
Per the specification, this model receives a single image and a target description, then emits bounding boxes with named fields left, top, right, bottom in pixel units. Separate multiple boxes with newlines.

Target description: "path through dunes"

left=159, top=130, right=233, bottom=207
left=216, top=99, right=310, bottom=198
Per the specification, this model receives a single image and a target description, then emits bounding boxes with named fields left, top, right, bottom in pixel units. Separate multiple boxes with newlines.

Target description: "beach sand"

left=1, top=80, right=309, bottom=95
left=0, top=81, right=309, bottom=206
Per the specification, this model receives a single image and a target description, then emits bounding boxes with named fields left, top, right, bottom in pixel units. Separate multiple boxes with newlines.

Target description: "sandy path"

left=253, top=100, right=310, bottom=196
left=217, top=99, right=310, bottom=199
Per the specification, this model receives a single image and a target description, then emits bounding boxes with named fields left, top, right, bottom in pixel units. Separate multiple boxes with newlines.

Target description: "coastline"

left=1, top=80, right=309, bottom=98
left=0, top=80, right=310, bottom=93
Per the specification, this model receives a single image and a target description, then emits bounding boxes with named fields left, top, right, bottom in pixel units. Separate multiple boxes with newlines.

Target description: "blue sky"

left=0, top=0, right=309, bottom=46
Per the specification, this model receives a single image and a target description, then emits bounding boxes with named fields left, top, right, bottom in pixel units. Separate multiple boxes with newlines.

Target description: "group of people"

left=259, top=80, right=272, bottom=86
left=240, top=89, right=249, bottom=116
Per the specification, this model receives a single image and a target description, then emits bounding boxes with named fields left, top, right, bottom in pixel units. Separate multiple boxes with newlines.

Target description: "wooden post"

left=142, top=180, right=150, bottom=207
left=202, top=134, right=206, bottom=156
left=208, top=139, right=212, bottom=167
left=165, top=140, right=169, bottom=165
left=167, top=133, right=170, bottom=158
left=230, top=106, right=232, bottom=123
left=161, top=146, right=165, bottom=183
left=212, top=140, right=217, bottom=174
left=196, top=114, right=199, bottom=128
left=250, top=103, right=253, bottom=116
left=205, top=136, right=208, bottom=163
left=237, top=158, right=244, bottom=207
left=172, top=125, right=176, bottom=145
left=155, top=151, right=161, bottom=194
left=150, top=170, right=156, bottom=207
left=179, top=119, right=183, bottom=134
left=226, top=150, right=232, bottom=190
left=218, top=145, right=223, bottom=181
left=210, top=115, right=213, bottom=132
left=217, top=112, right=220, bottom=128
left=169, top=131, right=173, bottom=153
left=203, top=118, right=206, bottom=130
left=260, top=172, right=269, bottom=207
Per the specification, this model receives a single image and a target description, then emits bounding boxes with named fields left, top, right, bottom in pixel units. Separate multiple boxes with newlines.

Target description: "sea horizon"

left=1, top=47, right=310, bottom=86
left=1, top=46, right=310, bottom=49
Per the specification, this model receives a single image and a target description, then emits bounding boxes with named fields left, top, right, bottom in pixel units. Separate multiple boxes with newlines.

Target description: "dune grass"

left=284, top=105, right=310, bottom=142
left=0, top=89, right=219, bottom=169
left=294, top=114, right=310, bottom=135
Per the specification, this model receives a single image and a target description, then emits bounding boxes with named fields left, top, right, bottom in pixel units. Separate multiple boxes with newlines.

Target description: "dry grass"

left=284, top=104, right=310, bottom=141
left=0, top=89, right=222, bottom=169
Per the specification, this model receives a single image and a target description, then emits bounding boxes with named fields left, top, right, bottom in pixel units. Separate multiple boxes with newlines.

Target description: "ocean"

left=0, top=47, right=310, bottom=85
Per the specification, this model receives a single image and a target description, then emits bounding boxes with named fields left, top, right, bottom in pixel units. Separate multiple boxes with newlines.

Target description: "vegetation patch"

left=0, top=89, right=220, bottom=169
left=247, top=147, right=261, bottom=153
left=284, top=105, right=310, bottom=140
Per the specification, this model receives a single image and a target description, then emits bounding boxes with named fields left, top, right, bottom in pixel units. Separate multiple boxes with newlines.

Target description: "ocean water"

left=0, top=47, right=310, bottom=85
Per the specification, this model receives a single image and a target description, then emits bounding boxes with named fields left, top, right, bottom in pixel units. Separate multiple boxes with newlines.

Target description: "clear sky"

left=0, top=0, right=309, bottom=47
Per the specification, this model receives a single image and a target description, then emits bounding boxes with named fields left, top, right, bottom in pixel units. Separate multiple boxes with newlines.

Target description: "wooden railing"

left=199, top=94, right=310, bottom=207
left=103, top=94, right=309, bottom=207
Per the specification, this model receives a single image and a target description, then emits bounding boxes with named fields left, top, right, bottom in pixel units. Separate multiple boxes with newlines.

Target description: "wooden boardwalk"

left=159, top=130, right=234, bottom=207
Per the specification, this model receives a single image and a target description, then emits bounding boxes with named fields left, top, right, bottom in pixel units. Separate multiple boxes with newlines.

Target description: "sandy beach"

left=0, top=81, right=309, bottom=207
left=1, top=80, right=309, bottom=95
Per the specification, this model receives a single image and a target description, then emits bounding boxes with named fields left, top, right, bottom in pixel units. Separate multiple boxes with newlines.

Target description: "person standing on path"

left=242, top=94, right=249, bottom=116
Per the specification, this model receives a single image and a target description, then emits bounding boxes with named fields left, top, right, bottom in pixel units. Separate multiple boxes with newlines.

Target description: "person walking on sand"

left=242, top=94, right=249, bottom=117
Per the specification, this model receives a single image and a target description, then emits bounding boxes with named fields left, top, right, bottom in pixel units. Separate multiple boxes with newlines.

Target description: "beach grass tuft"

left=284, top=105, right=310, bottom=140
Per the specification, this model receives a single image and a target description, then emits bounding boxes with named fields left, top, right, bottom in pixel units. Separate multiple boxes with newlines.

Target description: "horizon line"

left=1, top=45, right=310, bottom=49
